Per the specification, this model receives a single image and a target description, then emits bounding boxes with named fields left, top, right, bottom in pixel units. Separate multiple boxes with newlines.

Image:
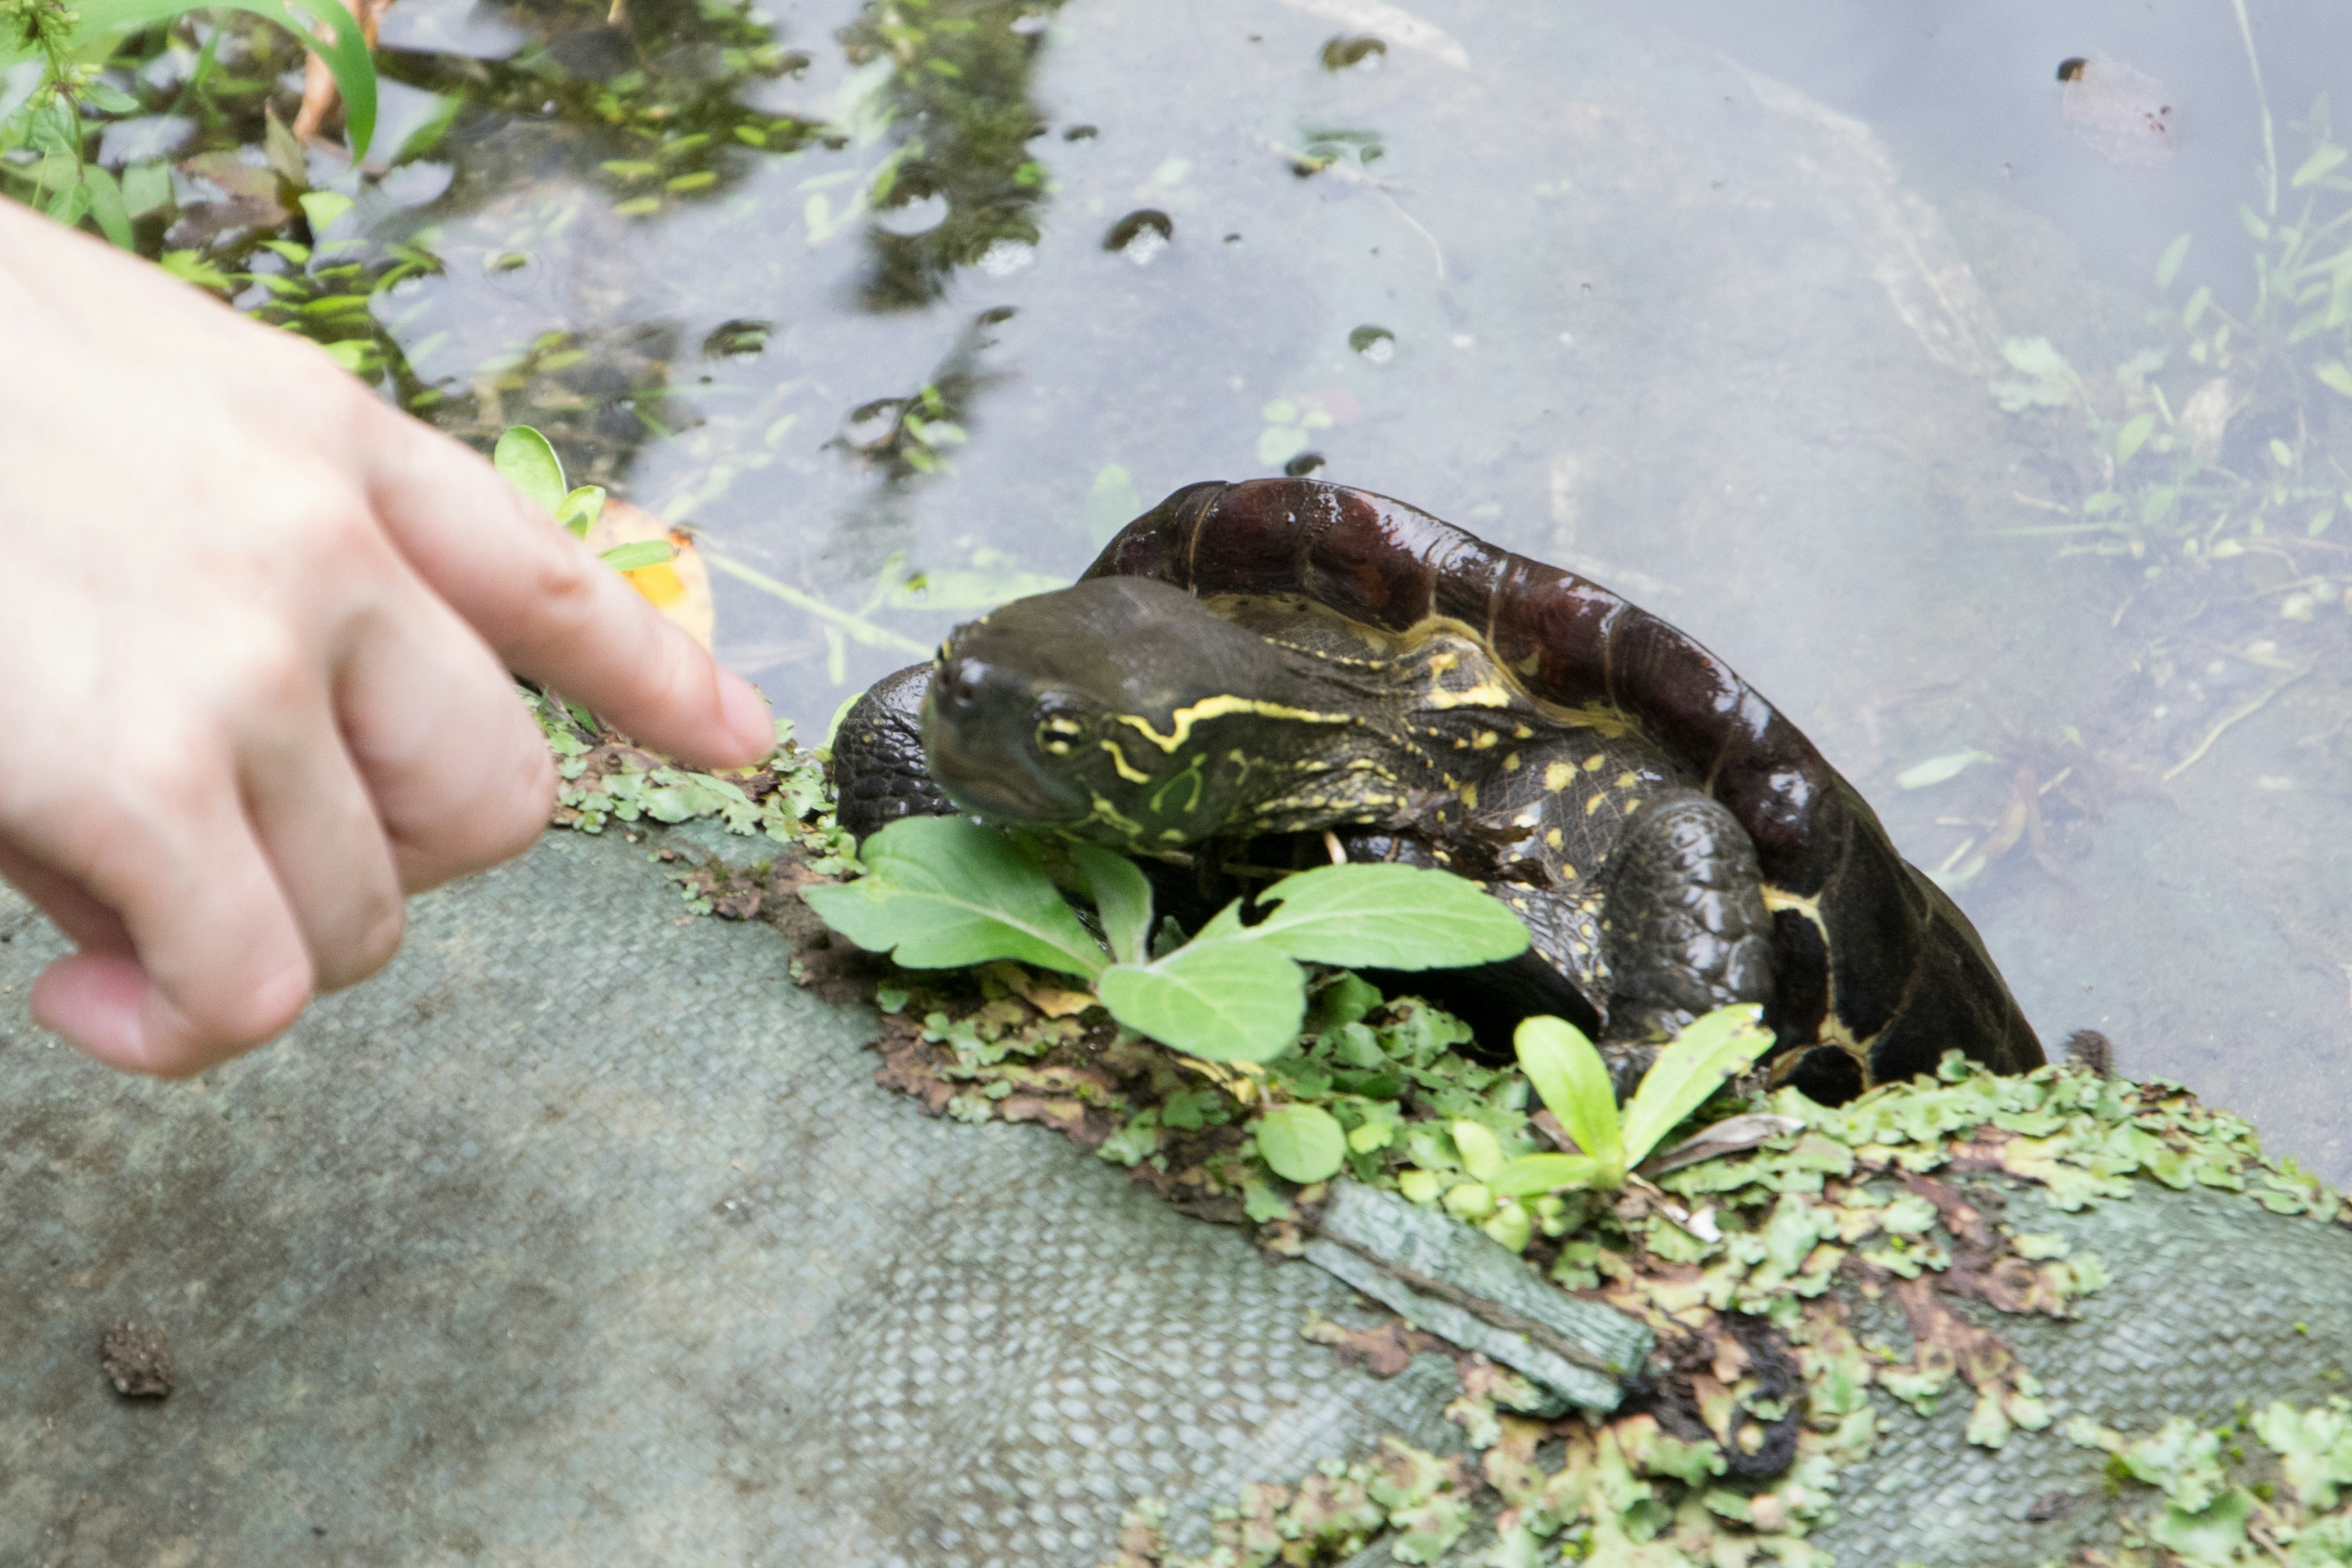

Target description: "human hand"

left=0, top=200, right=775, bottom=1076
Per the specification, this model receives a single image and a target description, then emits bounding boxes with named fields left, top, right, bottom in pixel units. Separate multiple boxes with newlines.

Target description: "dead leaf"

left=2059, top=56, right=2177, bottom=169
left=2179, top=377, right=2248, bottom=465
left=1639, top=1113, right=1803, bottom=1177
left=587, top=498, right=715, bottom=650
left=1302, top=1313, right=1447, bottom=1377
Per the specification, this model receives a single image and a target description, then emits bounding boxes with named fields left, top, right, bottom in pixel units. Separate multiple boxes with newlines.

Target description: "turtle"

left=831, top=478, right=2043, bottom=1101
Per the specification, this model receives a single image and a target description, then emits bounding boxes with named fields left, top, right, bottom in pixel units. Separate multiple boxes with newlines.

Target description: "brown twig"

left=2163, top=663, right=2313, bottom=780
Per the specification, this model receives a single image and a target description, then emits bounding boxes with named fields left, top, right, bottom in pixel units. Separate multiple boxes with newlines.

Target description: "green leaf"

left=119, top=161, right=171, bottom=218
left=318, top=341, right=374, bottom=372
left=2154, top=232, right=2192, bottom=288
left=297, top=190, right=353, bottom=232
left=1451, top=1119, right=1507, bottom=1182
left=2184, top=285, right=2213, bottom=328
left=2316, top=360, right=2352, bottom=399
left=1515, top=1015, right=1623, bottom=1177
left=1489, top=1152, right=1605, bottom=1199
left=1256, top=424, right=1311, bottom=467
left=1620, top=1003, right=1777, bottom=1166
left=598, top=540, right=676, bottom=571
left=63, top=0, right=382, bottom=158
left=493, top=426, right=567, bottom=517
left=1068, top=844, right=1153, bottom=967
left=1256, top=1104, right=1348, bottom=1183
left=2115, top=411, right=2157, bottom=467
left=158, top=249, right=230, bottom=290
left=1211, top=862, right=1530, bottom=970
left=1098, top=938, right=1305, bottom=1063
left=2293, top=144, right=2348, bottom=187
left=557, top=484, right=607, bottom=537
left=79, top=165, right=132, bottom=249
left=2149, top=1490, right=2252, bottom=1563
left=1894, top=748, right=1997, bottom=790
left=804, top=817, right=1109, bottom=979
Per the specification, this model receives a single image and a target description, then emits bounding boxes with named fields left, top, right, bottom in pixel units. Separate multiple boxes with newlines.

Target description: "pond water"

left=107, top=0, right=2352, bottom=1175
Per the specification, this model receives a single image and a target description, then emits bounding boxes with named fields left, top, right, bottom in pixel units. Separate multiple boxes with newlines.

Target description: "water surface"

left=123, top=0, right=2352, bottom=1174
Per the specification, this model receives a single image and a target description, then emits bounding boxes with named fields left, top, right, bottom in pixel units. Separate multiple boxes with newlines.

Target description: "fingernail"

left=718, top=671, right=774, bottom=758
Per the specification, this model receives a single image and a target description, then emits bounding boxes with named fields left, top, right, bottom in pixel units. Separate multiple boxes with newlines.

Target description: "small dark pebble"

left=2064, top=1028, right=2115, bottom=1077
left=100, top=1321, right=173, bottom=1398
left=2025, top=1488, right=2083, bottom=1522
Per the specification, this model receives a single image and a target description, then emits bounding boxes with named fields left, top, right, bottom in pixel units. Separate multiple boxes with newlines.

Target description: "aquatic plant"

left=0, top=0, right=374, bottom=241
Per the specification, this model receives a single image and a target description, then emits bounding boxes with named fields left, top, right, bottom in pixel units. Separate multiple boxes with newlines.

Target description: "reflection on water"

left=94, top=0, right=2352, bottom=1175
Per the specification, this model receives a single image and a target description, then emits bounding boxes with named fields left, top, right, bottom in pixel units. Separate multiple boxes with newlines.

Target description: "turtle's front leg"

left=1596, top=790, right=1774, bottom=1098
left=831, top=662, right=957, bottom=841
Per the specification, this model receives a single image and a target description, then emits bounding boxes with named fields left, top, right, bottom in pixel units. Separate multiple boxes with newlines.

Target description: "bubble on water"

left=874, top=191, right=949, bottom=237
left=976, top=238, right=1036, bottom=277
left=1349, top=325, right=1395, bottom=363
left=1104, top=209, right=1174, bottom=267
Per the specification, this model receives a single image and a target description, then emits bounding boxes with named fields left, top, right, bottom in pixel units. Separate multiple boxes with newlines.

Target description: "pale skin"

left=0, top=200, right=775, bottom=1076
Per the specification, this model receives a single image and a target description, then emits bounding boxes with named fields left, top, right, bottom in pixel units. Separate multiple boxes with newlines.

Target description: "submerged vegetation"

left=1995, top=76, right=2352, bottom=627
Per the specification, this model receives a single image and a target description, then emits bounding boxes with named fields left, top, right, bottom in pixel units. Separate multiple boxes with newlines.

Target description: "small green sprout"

left=494, top=424, right=674, bottom=571
left=1488, top=1005, right=1779, bottom=1197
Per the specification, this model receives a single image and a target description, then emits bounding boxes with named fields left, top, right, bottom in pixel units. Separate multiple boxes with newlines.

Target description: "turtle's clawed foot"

left=1599, top=1040, right=1659, bottom=1104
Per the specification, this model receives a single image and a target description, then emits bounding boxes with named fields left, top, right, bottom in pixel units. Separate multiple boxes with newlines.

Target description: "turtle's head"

left=921, top=578, right=1297, bottom=849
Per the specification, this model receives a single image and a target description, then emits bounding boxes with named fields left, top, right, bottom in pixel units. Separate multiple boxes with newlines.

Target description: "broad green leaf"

left=1894, top=749, right=1996, bottom=790
left=1255, top=1104, right=1347, bottom=1183
left=1220, top=862, right=1530, bottom=970
left=2293, top=144, right=2348, bottom=188
left=1098, top=940, right=1304, bottom=1063
left=2154, top=231, right=2192, bottom=288
left=804, top=816, right=1109, bottom=979
left=2115, top=411, right=2157, bottom=467
left=1489, top=1152, right=1605, bottom=1199
left=1515, top=1015, right=1623, bottom=1177
left=493, top=426, right=567, bottom=517
left=1450, top=1120, right=1507, bottom=1183
left=1068, top=844, right=1153, bottom=967
left=1620, top=1003, right=1777, bottom=1165
left=598, top=540, right=677, bottom=571
left=2316, top=361, right=2352, bottom=400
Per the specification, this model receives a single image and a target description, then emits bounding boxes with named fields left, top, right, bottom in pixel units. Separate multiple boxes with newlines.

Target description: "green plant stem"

left=2233, top=0, right=2278, bottom=219
left=704, top=550, right=930, bottom=657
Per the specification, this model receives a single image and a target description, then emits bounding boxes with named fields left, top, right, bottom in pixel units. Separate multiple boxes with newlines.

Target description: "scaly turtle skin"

left=832, top=479, right=2043, bottom=1100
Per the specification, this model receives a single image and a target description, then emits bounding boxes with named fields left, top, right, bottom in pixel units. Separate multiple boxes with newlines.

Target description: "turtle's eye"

left=1033, top=701, right=1085, bottom=758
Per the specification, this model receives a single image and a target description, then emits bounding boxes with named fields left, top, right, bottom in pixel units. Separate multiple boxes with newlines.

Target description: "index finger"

left=360, top=401, right=774, bottom=770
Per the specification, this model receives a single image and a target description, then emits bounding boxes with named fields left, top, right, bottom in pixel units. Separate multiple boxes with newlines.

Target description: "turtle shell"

left=1083, top=478, right=2043, bottom=1089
